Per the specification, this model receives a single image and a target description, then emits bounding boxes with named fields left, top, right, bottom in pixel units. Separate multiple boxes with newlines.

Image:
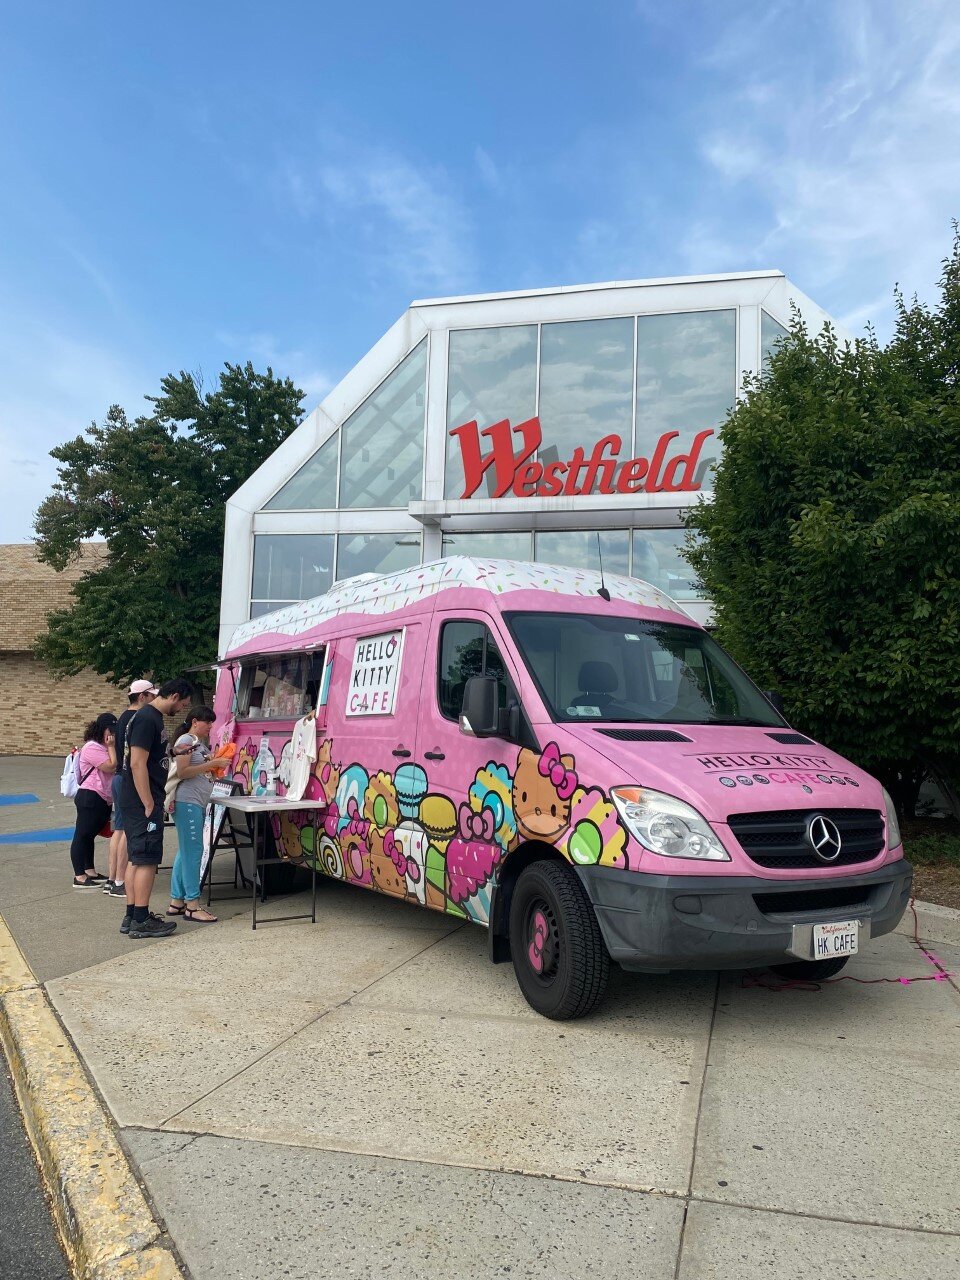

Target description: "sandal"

left=184, top=907, right=218, bottom=924
left=166, top=903, right=186, bottom=916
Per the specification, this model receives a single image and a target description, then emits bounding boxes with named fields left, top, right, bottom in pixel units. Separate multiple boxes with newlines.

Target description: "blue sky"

left=1, top=0, right=958, bottom=542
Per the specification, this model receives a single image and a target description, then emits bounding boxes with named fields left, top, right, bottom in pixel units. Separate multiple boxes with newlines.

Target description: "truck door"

left=413, top=609, right=527, bottom=923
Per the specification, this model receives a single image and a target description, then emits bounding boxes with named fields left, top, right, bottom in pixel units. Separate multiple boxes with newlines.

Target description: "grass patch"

left=901, top=818, right=960, bottom=866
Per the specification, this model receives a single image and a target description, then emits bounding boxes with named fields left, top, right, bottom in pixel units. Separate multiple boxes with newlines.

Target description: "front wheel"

left=769, top=956, right=850, bottom=981
left=509, top=860, right=610, bottom=1019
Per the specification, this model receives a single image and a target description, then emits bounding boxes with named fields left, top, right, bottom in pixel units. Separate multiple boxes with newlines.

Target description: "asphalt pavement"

left=0, top=1055, right=70, bottom=1279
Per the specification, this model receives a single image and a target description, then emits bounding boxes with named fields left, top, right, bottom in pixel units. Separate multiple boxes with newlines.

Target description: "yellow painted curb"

left=0, top=913, right=183, bottom=1280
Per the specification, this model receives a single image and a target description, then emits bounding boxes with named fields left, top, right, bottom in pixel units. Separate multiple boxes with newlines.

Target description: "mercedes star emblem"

left=806, top=814, right=842, bottom=862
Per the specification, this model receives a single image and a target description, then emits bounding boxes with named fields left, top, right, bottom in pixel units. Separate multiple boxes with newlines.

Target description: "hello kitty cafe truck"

left=213, top=557, right=912, bottom=1020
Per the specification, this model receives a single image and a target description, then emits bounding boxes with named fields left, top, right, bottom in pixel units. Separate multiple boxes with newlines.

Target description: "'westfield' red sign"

left=449, top=417, right=714, bottom=499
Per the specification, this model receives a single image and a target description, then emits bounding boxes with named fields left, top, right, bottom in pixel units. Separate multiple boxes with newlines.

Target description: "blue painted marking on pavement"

left=0, top=794, right=40, bottom=806
left=0, top=828, right=74, bottom=845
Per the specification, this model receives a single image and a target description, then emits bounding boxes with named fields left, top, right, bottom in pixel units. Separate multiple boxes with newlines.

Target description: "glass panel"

left=761, top=310, right=789, bottom=368
left=249, top=600, right=297, bottom=619
left=507, top=612, right=783, bottom=726
left=237, top=651, right=326, bottom=720
left=438, top=620, right=514, bottom=721
left=445, top=326, right=537, bottom=498
left=441, top=530, right=533, bottom=560
left=336, top=533, right=421, bottom=580
left=534, top=529, right=630, bottom=577
left=537, top=318, right=633, bottom=472
left=263, top=434, right=338, bottom=510
left=339, top=341, right=427, bottom=508
left=635, top=310, right=736, bottom=489
left=251, top=534, right=335, bottom=602
left=631, top=528, right=703, bottom=600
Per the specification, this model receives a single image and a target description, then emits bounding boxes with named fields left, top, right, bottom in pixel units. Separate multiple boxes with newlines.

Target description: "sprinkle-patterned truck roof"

left=224, top=557, right=689, bottom=658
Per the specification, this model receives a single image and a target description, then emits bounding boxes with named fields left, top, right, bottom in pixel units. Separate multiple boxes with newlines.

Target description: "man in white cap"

left=104, top=679, right=159, bottom=896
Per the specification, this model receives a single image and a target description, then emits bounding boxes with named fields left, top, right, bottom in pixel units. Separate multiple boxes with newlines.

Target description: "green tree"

left=34, top=363, right=304, bottom=685
left=687, top=230, right=960, bottom=816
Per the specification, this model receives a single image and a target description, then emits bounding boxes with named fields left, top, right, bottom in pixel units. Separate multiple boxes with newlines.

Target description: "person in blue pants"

left=166, top=706, right=223, bottom=923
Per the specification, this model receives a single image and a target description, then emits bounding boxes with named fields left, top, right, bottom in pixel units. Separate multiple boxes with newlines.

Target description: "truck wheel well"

left=489, top=842, right=566, bottom=964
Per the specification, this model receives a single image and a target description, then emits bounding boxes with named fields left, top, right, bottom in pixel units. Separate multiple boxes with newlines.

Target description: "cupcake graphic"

left=446, top=804, right=502, bottom=925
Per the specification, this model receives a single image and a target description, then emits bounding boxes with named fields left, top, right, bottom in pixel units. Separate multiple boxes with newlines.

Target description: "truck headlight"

left=881, top=787, right=902, bottom=849
left=611, top=787, right=730, bottom=861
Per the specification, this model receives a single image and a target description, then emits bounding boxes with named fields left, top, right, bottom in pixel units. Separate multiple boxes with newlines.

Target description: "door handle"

left=392, top=746, right=412, bottom=759
left=424, top=749, right=445, bottom=761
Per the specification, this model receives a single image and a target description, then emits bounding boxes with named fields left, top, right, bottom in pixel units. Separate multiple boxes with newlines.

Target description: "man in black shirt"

left=106, top=680, right=158, bottom=896
left=120, top=677, right=193, bottom=939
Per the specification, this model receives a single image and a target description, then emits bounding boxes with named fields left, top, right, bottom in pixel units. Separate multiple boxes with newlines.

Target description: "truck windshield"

left=506, top=612, right=785, bottom=727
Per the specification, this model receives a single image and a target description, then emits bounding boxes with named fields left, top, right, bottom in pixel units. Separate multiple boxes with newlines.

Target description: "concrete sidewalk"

left=2, top=757, right=960, bottom=1278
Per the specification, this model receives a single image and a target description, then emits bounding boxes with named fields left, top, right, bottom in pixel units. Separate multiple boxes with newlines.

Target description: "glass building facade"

left=221, top=272, right=823, bottom=651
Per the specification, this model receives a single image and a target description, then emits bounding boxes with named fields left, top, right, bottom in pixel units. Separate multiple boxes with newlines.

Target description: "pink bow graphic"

left=538, top=742, right=577, bottom=800
left=384, top=830, right=420, bottom=882
left=458, top=804, right=496, bottom=842
left=346, top=797, right=369, bottom=839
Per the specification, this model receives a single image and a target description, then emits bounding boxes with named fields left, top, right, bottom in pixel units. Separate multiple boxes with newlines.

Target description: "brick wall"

left=0, top=653, right=124, bottom=755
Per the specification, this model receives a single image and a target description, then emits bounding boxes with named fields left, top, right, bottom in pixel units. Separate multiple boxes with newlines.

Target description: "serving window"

left=237, top=650, right=326, bottom=720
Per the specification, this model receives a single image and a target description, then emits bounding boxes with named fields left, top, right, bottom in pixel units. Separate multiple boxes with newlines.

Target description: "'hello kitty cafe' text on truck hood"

left=212, top=558, right=912, bottom=1019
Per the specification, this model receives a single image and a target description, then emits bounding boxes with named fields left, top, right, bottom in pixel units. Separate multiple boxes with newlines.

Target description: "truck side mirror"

left=763, top=689, right=785, bottom=714
left=460, top=675, right=500, bottom=737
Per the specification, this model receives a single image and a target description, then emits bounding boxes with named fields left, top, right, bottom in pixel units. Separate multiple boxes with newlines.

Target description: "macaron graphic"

left=419, top=794, right=458, bottom=849
left=393, top=763, right=428, bottom=819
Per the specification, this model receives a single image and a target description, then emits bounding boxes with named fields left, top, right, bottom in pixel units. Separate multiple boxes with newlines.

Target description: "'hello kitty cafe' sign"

left=346, top=630, right=405, bottom=716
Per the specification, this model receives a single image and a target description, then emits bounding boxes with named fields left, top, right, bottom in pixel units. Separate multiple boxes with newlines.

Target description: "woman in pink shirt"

left=70, top=712, right=118, bottom=888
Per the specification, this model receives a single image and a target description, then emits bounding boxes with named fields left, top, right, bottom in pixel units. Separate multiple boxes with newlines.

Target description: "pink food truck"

left=213, top=557, right=912, bottom=1019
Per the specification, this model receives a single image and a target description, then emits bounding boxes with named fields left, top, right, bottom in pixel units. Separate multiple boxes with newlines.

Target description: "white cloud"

left=697, top=0, right=960, bottom=335
left=279, top=136, right=476, bottom=294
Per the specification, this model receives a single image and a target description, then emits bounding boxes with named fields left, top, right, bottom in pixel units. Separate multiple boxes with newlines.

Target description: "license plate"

left=812, top=919, right=860, bottom=960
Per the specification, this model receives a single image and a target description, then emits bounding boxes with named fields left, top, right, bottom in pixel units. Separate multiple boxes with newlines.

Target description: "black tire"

left=769, top=955, right=850, bottom=981
left=509, top=859, right=610, bottom=1020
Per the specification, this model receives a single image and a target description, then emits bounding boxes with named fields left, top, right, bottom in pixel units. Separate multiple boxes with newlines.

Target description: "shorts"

left=111, top=774, right=124, bottom=830
left=124, top=798, right=165, bottom=865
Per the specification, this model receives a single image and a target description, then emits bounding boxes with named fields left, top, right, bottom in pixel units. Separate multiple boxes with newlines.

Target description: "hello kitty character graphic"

left=511, top=742, right=578, bottom=844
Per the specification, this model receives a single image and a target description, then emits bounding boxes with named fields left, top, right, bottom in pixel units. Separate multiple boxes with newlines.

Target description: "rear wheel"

left=770, top=956, right=850, bottom=981
left=509, top=860, right=610, bottom=1019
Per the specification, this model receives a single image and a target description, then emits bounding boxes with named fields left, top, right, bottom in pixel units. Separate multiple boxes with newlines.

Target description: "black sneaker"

left=120, top=915, right=132, bottom=935
left=128, top=915, right=177, bottom=939
left=73, top=876, right=99, bottom=889
left=108, top=882, right=127, bottom=898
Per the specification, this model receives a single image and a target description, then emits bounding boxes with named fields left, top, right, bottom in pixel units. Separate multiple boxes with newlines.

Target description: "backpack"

left=60, top=747, right=94, bottom=798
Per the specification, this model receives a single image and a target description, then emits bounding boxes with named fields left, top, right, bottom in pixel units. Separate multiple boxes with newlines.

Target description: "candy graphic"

left=393, top=820, right=429, bottom=904
left=363, top=771, right=400, bottom=832
left=314, top=832, right=345, bottom=880
left=566, top=787, right=628, bottom=869
left=335, top=764, right=369, bottom=833
left=469, top=763, right=516, bottom=851
left=393, top=763, right=428, bottom=819
left=446, top=804, right=502, bottom=925
left=418, top=794, right=457, bottom=849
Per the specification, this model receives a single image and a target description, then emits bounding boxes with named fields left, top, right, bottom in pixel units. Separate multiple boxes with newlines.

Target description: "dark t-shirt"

left=114, top=708, right=137, bottom=776
left=120, top=704, right=168, bottom=807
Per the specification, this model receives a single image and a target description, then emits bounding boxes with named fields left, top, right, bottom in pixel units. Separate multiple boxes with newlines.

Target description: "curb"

left=0, top=914, right=183, bottom=1280
left=894, top=897, right=960, bottom=949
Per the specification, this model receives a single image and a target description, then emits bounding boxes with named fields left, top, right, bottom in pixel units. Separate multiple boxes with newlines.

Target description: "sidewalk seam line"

left=673, top=970, right=720, bottom=1279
